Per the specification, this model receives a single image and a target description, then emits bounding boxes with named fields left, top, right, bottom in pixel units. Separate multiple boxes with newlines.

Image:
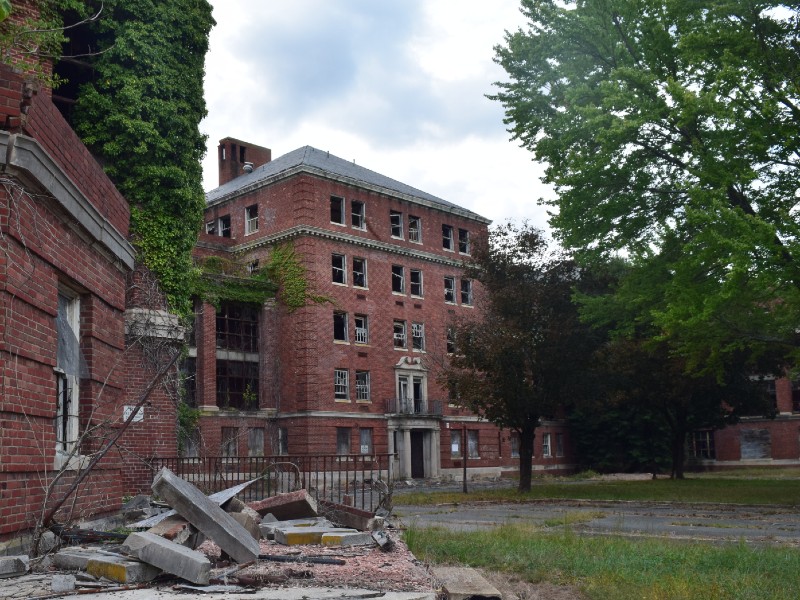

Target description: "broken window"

left=510, top=433, right=520, bottom=458
left=205, top=221, right=216, bottom=234
left=337, top=427, right=351, bottom=455
left=354, top=314, right=368, bottom=344
left=216, top=302, right=259, bottom=352
left=218, top=215, right=231, bottom=238
left=393, top=320, right=407, bottom=348
left=691, top=430, right=716, bottom=459
left=245, top=204, right=259, bottom=235
left=248, top=427, right=265, bottom=456
left=179, top=357, right=197, bottom=407
left=391, top=265, right=405, bottom=293
left=216, top=360, right=259, bottom=410
left=442, top=224, right=454, bottom=250
left=333, top=311, right=348, bottom=342
left=330, top=196, right=345, bottom=225
left=390, top=210, right=403, bottom=238
left=412, top=322, right=425, bottom=351
left=410, top=269, right=423, bottom=297
left=332, top=254, right=346, bottom=284
left=451, top=431, right=461, bottom=457
left=247, top=260, right=259, bottom=274
left=221, top=427, right=238, bottom=457
left=460, top=279, right=473, bottom=305
left=278, top=427, right=289, bottom=455
left=334, top=369, right=349, bottom=400
left=55, top=290, right=84, bottom=459
left=408, top=215, right=421, bottom=242
left=360, top=428, right=373, bottom=455
left=467, top=430, right=479, bottom=458
left=444, top=276, right=456, bottom=303
left=351, top=200, right=365, bottom=229
left=353, top=257, right=367, bottom=288
left=542, top=432, right=552, bottom=457
left=556, top=432, right=565, bottom=458
left=458, top=228, right=470, bottom=254
left=355, top=370, right=370, bottom=401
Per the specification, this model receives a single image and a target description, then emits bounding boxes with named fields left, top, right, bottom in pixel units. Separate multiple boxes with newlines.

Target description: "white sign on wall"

left=123, top=406, right=144, bottom=422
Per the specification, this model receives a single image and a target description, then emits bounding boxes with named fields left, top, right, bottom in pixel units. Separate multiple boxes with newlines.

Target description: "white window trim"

left=354, top=315, right=369, bottom=345
left=392, top=265, right=405, bottom=295
left=54, top=290, right=86, bottom=470
left=352, top=257, right=368, bottom=289
left=411, top=322, right=425, bottom=352
left=333, top=311, right=349, bottom=343
left=542, top=432, right=552, bottom=458
left=355, top=370, right=371, bottom=402
left=393, top=320, right=407, bottom=349
left=442, top=224, right=454, bottom=251
left=330, top=196, right=346, bottom=226
left=390, top=211, right=403, bottom=239
left=245, top=205, right=259, bottom=235
left=408, top=215, right=422, bottom=243
left=410, top=269, right=423, bottom=297
left=458, top=228, right=470, bottom=254
left=351, top=200, right=366, bottom=230
left=332, top=254, right=347, bottom=285
left=334, top=369, right=350, bottom=401
left=444, top=276, right=456, bottom=304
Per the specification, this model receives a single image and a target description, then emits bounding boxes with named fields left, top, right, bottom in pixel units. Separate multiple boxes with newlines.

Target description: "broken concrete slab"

left=123, top=531, right=211, bottom=585
left=372, top=530, right=395, bottom=552
left=229, top=512, right=261, bottom=541
left=0, top=555, right=28, bottom=578
left=86, top=555, right=161, bottom=584
left=259, top=517, right=333, bottom=540
left=320, top=531, right=375, bottom=547
left=431, top=566, right=502, bottom=600
left=151, top=467, right=260, bottom=563
left=147, top=514, right=204, bottom=548
left=248, top=489, right=318, bottom=520
left=319, top=499, right=373, bottom=531
left=53, top=548, right=100, bottom=571
left=274, top=526, right=359, bottom=546
left=51, top=573, right=75, bottom=593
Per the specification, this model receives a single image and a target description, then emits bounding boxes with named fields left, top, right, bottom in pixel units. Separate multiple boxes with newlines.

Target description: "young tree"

left=491, top=1, right=800, bottom=373
left=442, top=223, right=600, bottom=492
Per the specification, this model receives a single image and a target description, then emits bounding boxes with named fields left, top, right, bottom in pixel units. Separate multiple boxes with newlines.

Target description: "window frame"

left=245, top=204, right=259, bottom=235
left=354, top=314, right=369, bottom=344
left=336, top=427, right=352, bottom=455
left=333, top=311, right=348, bottom=342
left=408, top=215, right=422, bottom=243
left=458, top=228, right=470, bottom=254
left=411, top=322, right=425, bottom=351
left=442, top=224, right=454, bottom=251
left=360, top=427, right=373, bottom=455
left=216, top=359, right=259, bottom=410
left=55, top=290, right=81, bottom=463
left=218, top=214, right=231, bottom=238
left=330, top=195, right=345, bottom=225
left=352, top=257, right=367, bottom=288
left=460, top=279, right=473, bottom=305
left=467, top=430, right=479, bottom=459
left=390, top=210, right=403, bottom=238
left=444, top=276, right=456, bottom=303
left=393, top=320, right=407, bottom=349
left=542, top=432, right=552, bottom=457
left=391, top=265, right=405, bottom=294
left=410, top=269, right=423, bottom=297
left=351, top=200, right=366, bottom=229
left=355, top=370, right=371, bottom=402
left=332, top=253, right=347, bottom=285
left=450, top=430, right=462, bottom=457
left=334, top=368, right=350, bottom=401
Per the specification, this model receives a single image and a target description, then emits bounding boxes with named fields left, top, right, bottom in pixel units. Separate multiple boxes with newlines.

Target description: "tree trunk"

left=670, top=429, right=687, bottom=479
left=518, top=425, right=536, bottom=492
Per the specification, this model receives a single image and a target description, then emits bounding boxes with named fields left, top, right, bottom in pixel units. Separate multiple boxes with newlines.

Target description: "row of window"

left=205, top=204, right=260, bottom=238
left=334, top=368, right=372, bottom=401
left=332, top=254, right=473, bottom=305
left=332, top=311, right=428, bottom=351
left=217, top=425, right=288, bottom=457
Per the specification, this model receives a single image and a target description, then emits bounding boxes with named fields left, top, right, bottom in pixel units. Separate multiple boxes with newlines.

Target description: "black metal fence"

left=148, top=454, right=394, bottom=513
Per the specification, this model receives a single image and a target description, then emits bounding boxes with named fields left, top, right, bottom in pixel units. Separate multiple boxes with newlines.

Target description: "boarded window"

left=740, top=429, right=771, bottom=459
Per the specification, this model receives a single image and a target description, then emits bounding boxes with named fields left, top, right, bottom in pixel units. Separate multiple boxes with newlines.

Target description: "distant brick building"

left=190, top=138, right=575, bottom=480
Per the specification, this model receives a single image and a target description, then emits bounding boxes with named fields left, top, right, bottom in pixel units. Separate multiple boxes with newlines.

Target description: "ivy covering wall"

left=70, top=0, right=214, bottom=314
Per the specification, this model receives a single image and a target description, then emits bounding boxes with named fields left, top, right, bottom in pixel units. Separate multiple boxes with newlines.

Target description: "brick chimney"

left=218, top=137, right=272, bottom=186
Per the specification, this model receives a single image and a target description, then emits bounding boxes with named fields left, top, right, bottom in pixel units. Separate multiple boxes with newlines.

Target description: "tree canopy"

left=491, top=1, right=800, bottom=372
left=442, top=223, right=602, bottom=491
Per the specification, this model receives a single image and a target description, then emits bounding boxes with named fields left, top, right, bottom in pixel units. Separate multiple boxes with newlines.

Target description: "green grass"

left=396, top=475, right=800, bottom=506
left=543, top=510, right=607, bottom=528
left=406, top=524, right=800, bottom=599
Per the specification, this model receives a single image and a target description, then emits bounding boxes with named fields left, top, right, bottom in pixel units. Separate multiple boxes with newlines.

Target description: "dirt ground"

left=480, top=570, right=587, bottom=600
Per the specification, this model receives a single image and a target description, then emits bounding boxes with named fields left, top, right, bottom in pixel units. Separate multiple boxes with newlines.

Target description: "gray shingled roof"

left=206, top=145, right=487, bottom=221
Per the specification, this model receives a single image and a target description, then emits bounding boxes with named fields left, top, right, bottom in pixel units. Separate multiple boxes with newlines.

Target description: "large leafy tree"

left=491, top=1, right=800, bottom=372
left=71, top=0, right=214, bottom=313
left=443, top=223, right=601, bottom=491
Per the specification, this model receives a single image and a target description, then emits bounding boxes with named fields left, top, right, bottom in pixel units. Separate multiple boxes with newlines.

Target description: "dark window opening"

left=392, top=265, right=405, bottom=293
left=216, top=302, right=259, bottom=352
left=353, top=258, right=367, bottom=287
left=333, top=311, right=348, bottom=341
left=216, top=360, right=259, bottom=410
left=331, top=196, right=345, bottom=224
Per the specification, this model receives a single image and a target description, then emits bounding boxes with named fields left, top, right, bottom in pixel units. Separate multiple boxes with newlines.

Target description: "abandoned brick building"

left=188, top=138, right=574, bottom=480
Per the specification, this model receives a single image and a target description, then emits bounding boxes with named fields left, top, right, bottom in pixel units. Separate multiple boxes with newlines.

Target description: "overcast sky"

left=200, top=0, right=553, bottom=230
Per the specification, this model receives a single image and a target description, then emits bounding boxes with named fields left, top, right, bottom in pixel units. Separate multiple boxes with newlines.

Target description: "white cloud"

left=201, top=0, right=552, bottom=232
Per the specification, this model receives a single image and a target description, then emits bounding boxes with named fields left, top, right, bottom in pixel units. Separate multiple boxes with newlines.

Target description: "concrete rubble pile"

left=1, top=467, right=412, bottom=597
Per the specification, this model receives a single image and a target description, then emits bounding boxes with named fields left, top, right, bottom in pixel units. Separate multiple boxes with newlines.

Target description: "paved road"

left=393, top=498, right=800, bottom=546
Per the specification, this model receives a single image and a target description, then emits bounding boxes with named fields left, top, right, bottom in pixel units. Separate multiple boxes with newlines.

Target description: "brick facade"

left=192, top=139, right=577, bottom=480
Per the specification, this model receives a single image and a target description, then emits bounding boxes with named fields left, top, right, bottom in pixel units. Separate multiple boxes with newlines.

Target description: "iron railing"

left=386, top=397, right=443, bottom=417
left=148, top=453, right=393, bottom=512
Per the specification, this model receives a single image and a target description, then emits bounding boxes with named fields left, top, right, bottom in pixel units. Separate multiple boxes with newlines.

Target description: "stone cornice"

left=1, top=132, right=135, bottom=269
left=233, top=225, right=469, bottom=267
left=206, top=163, right=491, bottom=224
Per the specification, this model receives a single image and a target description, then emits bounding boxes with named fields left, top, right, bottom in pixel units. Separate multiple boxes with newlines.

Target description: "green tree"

left=442, top=223, right=601, bottom=491
left=491, top=1, right=800, bottom=372
left=71, top=0, right=214, bottom=314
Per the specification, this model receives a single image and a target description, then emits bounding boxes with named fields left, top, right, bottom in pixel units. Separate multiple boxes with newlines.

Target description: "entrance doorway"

left=410, top=430, right=425, bottom=478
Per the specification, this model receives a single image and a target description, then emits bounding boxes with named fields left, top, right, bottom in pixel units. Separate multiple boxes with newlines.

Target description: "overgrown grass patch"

left=405, top=524, right=800, bottom=599
left=396, top=476, right=800, bottom=506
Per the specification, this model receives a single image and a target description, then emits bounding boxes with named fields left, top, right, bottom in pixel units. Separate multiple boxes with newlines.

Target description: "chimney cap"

left=243, top=162, right=254, bottom=173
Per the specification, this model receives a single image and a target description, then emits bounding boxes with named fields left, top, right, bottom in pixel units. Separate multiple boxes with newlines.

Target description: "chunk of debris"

left=229, top=511, right=261, bottom=541
left=86, top=554, right=161, bottom=584
left=319, top=499, right=373, bottom=531
left=431, top=566, right=502, bottom=600
left=147, top=514, right=204, bottom=548
left=222, top=496, right=262, bottom=524
left=320, top=531, right=375, bottom=547
left=122, top=531, right=211, bottom=585
left=51, top=574, right=75, bottom=593
left=274, top=526, right=359, bottom=546
left=259, top=517, right=333, bottom=540
left=151, top=467, right=260, bottom=564
left=0, top=555, right=29, bottom=578
left=371, top=530, right=395, bottom=552
left=248, top=489, right=318, bottom=520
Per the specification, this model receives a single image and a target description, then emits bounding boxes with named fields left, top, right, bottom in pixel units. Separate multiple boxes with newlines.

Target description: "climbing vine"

left=191, top=255, right=276, bottom=307
left=69, top=0, right=214, bottom=315
left=265, top=243, right=330, bottom=312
